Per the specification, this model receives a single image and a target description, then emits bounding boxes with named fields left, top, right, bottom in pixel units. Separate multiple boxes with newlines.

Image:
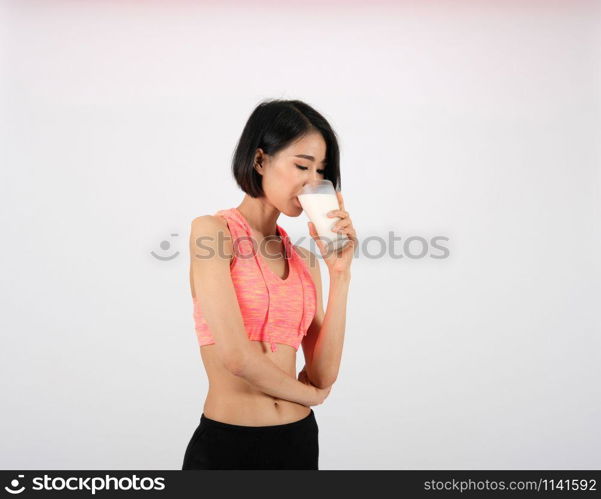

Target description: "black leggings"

left=182, top=409, right=319, bottom=470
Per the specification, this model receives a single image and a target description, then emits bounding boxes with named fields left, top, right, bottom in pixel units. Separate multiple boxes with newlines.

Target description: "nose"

left=303, top=169, right=321, bottom=186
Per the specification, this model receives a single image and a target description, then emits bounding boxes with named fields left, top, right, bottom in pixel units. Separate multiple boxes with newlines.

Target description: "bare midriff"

left=199, top=341, right=311, bottom=426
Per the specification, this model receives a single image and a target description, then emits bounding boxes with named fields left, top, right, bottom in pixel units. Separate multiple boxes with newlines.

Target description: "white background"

left=1, top=0, right=600, bottom=469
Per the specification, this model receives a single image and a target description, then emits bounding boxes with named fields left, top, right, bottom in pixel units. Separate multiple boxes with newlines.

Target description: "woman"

left=182, top=99, right=357, bottom=470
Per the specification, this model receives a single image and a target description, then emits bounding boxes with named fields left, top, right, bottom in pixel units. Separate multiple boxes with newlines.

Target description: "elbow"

left=313, top=373, right=337, bottom=390
left=317, top=379, right=336, bottom=390
left=305, top=365, right=338, bottom=389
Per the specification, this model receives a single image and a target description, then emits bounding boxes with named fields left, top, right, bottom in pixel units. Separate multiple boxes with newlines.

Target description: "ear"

left=253, top=149, right=264, bottom=176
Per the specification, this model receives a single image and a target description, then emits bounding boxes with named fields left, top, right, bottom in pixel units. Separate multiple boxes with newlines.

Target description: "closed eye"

left=296, top=165, right=325, bottom=175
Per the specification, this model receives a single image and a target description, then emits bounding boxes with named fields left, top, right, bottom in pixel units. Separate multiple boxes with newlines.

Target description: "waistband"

left=199, top=409, right=315, bottom=432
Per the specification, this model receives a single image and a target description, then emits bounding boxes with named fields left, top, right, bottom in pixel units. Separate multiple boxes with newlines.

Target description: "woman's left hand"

left=308, top=191, right=357, bottom=276
left=298, top=366, right=311, bottom=385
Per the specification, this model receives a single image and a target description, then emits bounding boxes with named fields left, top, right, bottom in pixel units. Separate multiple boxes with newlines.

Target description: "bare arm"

left=298, top=246, right=351, bottom=388
left=190, top=215, right=328, bottom=407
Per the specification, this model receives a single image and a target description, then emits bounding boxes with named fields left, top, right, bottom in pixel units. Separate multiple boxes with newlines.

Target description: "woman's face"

left=256, top=131, right=327, bottom=216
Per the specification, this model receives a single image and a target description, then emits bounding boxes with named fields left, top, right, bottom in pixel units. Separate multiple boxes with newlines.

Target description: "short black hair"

left=232, top=99, right=341, bottom=198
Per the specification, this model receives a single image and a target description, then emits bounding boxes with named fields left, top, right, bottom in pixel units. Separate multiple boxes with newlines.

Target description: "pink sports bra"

left=192, top=207, right=317, bottom=352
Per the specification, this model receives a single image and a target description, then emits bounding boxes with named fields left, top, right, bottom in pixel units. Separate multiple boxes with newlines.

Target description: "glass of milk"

left=297, top=179, right=351, bottom=252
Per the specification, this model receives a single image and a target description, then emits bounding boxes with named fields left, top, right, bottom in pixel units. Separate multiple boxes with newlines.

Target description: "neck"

left=235, top=196, right=281, bottom=238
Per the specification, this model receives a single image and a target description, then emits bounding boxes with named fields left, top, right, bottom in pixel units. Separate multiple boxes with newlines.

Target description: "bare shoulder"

left=189, top=214, right=233, bottom=263
left=190, top=214, right=229, bottom=233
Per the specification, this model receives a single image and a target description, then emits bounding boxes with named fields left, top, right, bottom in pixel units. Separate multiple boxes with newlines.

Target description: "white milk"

left=298, top=192, right=350, bottom=250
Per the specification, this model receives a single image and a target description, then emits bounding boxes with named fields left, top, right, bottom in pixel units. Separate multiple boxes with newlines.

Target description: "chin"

left=282, top=202, right=303, bottom=217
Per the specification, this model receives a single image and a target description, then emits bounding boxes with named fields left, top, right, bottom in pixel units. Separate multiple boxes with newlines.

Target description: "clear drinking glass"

left=298, top=179, right=350, bottom=252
